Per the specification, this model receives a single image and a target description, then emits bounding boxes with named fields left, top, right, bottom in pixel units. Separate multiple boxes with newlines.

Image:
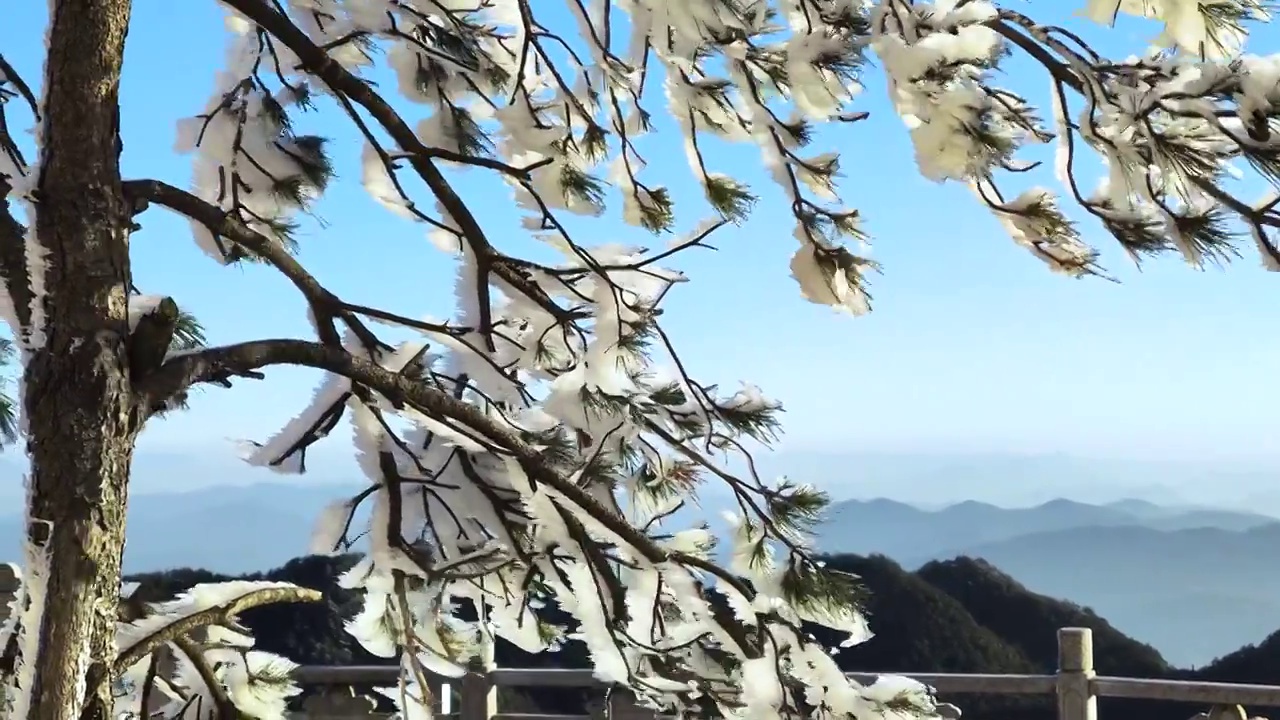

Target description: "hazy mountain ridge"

left=0, top=481, right=368, bottom=574
left=4, top=451, right=1278, bottom=667
left=0, top=478, right=737, bottom=575
left=815, top=496, right=1276, bottom=563
left=816, top=498, right=1280, bottom=667
left=948, top=523, right=1280, bottom=668
left=745, top=452, right=1280, bottom=513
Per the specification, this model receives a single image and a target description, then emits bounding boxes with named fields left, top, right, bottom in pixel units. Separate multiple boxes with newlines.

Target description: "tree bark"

left=20, top=2, right=137, bottom=720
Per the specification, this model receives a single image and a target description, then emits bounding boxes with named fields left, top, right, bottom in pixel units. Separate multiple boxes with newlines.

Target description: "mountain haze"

left=2, top=452, right=1277, bottom=666
left=815, top=497, right=1275, bottom=564
left=815, top=498, right=1280, bottom=666
left=952, top=523, right=1280, bottom=668
left=0, top=475, right=737, bottom=575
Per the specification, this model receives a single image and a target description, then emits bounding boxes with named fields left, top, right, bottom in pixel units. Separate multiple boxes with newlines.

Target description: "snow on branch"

left=113, top=580, right=320, bottom=720
left=0, top=53, right=46, bottom=353
left=0, top=563, right=320, bottom=720
left=120, top=576, right=320, bottom=717
left=876, top=0, right=1280, bottom=274
left=128, top=0, right=1280, bottom=717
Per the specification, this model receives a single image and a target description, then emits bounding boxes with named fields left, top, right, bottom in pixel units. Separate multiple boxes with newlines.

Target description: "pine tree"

left=1, top=0, right=1277, bottom=719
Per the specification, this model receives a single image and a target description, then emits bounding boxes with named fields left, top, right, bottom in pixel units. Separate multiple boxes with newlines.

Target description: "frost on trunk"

left=5, top=0, right=1280, bottom=719
left=1, top=527, right=48, bottom=720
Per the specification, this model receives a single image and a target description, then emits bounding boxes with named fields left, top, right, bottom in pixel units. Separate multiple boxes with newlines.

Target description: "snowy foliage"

left=4, top=0, right=1280, bottom=718
left=0, top=564, right=319, bottom=720
left=112, top=581, right=318, bottom=720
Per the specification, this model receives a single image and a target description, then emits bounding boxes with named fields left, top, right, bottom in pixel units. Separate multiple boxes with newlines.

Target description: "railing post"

left=1057, top=627, right=1097, bottom=720
left=459, top=670, right=497, bottom=720
left=460, top=617, right=497, bottom=720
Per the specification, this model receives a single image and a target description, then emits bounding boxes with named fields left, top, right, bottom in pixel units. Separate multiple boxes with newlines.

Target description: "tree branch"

left=127, top=297, right=179, bottom=382
left=218, top=0, right=569, bottom=320
left=121, top=179, right=345, bottom=347
left=135, top=338, right=670, bottom=566
left=171, top=636, right=235, bottom=718
left=113, top=585, right=322, bottom=675
left=987, top=16, right=1083, bottom=94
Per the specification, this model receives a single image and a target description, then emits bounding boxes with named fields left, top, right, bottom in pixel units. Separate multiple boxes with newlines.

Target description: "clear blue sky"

left=5, top=0, right=1279, bottom=471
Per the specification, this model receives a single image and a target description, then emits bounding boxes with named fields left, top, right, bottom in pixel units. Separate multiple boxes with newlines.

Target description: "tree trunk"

left=20, top=2, right=138, bottom=720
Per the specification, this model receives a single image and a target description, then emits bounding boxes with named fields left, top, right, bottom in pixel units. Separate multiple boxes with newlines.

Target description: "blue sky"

left=5, top=0, right=1280, bottom=477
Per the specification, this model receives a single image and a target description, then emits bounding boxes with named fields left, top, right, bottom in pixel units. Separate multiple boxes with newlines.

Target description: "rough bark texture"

left=21, top=2, right=138, bottom=720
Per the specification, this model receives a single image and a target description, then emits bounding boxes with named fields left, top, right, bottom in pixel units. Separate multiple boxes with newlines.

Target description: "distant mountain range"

left=4, top=449, right=1280, bottom=669
left=742, top=451, right=1280, bottom=513
left=0, top=481, right=367, bottom=575
left=815, top=497, right=1280, bottom=667
left=815, top=497, right=1276, bottom=563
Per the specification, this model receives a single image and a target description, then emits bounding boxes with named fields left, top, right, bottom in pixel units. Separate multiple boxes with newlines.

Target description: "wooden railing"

left=290, top=627, right=1280, bottom=720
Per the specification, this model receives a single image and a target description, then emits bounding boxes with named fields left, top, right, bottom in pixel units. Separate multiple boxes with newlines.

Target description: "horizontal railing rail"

left=291, top=628, right=1280, bottom=719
